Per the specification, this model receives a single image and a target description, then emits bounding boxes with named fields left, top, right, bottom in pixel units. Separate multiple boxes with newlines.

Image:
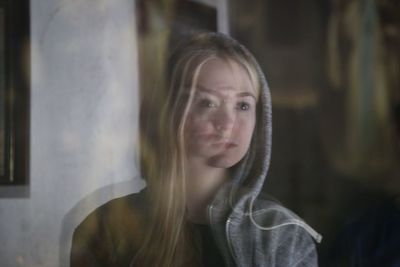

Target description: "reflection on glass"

left=0, top=8, right=5, bottom=176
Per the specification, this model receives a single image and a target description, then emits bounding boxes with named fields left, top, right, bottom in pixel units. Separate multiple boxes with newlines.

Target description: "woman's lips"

left=224, top=142, right=238, bottom=149
left=213, top=141, right=238, bottom=149
left=195, top=134, right=238, bottom=148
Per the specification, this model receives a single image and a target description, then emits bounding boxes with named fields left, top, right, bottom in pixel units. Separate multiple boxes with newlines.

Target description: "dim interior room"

left=0, top=0, right=399, bottom=266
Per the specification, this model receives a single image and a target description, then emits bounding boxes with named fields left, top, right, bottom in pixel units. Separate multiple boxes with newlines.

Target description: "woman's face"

left=184, top=58, right=257, bottom=168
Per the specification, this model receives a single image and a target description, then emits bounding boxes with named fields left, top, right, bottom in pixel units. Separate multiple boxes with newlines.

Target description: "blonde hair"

left=135, top=33, right=261, bottom=266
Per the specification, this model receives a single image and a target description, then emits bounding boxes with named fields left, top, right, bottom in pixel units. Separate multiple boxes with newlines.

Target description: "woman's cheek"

left=186, top=115, right=212, bottom=136
left=238, top=116, right=256, bottom=143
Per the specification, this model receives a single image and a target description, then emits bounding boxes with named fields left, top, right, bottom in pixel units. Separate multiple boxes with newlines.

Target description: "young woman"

left=71, top=32, right=322, bottom=267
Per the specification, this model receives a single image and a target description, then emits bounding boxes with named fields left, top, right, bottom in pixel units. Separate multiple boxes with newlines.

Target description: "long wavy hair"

left=134, top=32, right=261, bottom=266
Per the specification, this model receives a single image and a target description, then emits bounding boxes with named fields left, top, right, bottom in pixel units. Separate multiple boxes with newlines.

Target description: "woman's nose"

left=213, top=107, right=235, bottom=132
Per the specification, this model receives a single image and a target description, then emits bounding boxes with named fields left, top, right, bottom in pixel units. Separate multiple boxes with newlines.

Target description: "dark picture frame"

left=0, top=0, right=30, bottom=188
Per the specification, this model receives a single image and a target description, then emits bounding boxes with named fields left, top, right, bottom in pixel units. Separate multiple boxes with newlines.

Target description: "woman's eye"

left=198, top=99, right=217, bottom=108
left=237, top=102, right=251, bottom=111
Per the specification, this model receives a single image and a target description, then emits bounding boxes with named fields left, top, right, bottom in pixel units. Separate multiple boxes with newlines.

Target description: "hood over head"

left=166, top=32, right=272, bottom=218
left=165, top=32, right=322, bottom=246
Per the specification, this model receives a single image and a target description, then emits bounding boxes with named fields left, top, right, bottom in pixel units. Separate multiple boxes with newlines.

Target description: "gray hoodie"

left=206, top=32, right=322, bottom=267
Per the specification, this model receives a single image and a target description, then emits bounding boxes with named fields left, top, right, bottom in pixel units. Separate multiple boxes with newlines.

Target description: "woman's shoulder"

left=71, top=189, right=148, bottom=266
left=249, top=193, right=322, bottom=243
left=251, top=194, right=299, bottom=219
left=227, top=194, right=321, bottom=266
left=79, top=189, right=146, bottom=223
left=94, top=189, right=147, bottom=217
left=75, top=190, right=146, bottom=244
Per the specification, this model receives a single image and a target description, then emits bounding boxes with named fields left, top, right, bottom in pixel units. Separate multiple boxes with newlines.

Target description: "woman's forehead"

left=193, top=57, right=258, bottom=97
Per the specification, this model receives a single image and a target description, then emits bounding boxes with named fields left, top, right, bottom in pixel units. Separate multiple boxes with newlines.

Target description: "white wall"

left=0, top=0, right=144, bottom=266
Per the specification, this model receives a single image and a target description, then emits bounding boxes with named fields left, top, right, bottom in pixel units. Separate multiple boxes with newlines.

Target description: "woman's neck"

left=185, top=159, right=228, bottom=224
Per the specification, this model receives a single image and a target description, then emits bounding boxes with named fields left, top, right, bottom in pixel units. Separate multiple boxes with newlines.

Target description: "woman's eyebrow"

left=196, top=85, right=256, bottom=100
left=237, top=92, right=256, bottom=100
left=196, top=85, right=220, bottom=96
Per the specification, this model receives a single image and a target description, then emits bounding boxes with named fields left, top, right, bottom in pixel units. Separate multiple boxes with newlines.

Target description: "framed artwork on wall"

left=0, top=0, right=30, bottom=191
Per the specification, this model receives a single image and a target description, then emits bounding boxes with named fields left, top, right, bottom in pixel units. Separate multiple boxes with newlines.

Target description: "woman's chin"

left=206, top=154, right=242, bottom=169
